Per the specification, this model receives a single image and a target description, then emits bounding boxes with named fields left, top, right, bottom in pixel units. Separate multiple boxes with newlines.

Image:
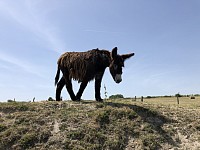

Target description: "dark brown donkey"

left=55, top=47, right=134, bottom=101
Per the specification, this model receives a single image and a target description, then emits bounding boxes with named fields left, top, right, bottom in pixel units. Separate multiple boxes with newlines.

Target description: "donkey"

left=55, top=47, right=134, bottom=101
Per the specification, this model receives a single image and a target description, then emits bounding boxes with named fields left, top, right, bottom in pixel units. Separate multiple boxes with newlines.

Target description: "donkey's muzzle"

left=115, top=74, right=122, bottom=83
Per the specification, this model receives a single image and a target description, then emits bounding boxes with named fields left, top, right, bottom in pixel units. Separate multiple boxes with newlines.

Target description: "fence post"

left=134, top=96, right=136, bottom=101
left=176, top=96, right=179, bottom=105
left=141, top=96, right=143, bottom=102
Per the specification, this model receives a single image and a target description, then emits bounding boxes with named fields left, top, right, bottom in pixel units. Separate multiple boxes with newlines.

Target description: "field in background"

left=136, top=96, right=200, bottom=108
left=0, top=97, right=200, bottom=149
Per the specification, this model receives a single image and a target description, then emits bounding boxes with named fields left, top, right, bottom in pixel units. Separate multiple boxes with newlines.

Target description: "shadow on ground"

left=105, top=101, right=178, bottom=147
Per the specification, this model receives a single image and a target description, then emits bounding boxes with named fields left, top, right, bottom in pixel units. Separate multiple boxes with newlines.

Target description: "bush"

left=175, top=93, right=182, bottom=97
left=146, top=96, right=156, bottom=99
left=109, top=94, right=124, bottom=99
left=19, top=133, right=38, bottom=149
left=0, top=124, right=7, bottom=132
left=163, top=95, right=172, bottom=97
left=96, top=111, right=110, bottom=127
left=7, top=100, right=15, bottom=103
left=48, top=97, right=55, bottom=101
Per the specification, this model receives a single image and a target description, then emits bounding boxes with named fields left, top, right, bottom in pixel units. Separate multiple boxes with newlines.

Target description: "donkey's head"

left=109, top=47, right=134, bottom=83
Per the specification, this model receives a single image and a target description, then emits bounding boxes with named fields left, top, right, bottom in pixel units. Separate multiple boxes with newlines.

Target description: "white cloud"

left=0, top=51, right=45, bottom=78
left=0, top=1, right=65, bottom=78
left=0, top=0, right=64, bottom=54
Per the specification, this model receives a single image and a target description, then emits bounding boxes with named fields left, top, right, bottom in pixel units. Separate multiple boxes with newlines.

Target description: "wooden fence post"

left=141, top=96, right=143, bottom=102
left=134, top=96, right=136, bottom=101
left=176, top=96, right=179, bottom=105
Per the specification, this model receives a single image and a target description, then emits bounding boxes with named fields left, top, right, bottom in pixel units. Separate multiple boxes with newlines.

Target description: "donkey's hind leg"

left=61, top=70, right=76, bottom=101
left=56, top=76, right=65, bottom=101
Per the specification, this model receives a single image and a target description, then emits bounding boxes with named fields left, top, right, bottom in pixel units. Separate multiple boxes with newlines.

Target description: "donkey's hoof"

left=56, top=99, right=62, bottom=101
left=96, top=98, right=103, bottom=102
left=71, top=99, right=81, bottom=102
left=75, top=96, right=81, bottom=101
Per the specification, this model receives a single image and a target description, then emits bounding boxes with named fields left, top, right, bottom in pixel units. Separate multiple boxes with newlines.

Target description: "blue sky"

left=0, top=0, right=200, bottom=101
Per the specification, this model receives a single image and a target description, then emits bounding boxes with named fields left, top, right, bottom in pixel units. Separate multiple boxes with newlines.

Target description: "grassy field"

left=0, top=97, right=200, bottom=150
left=139, top=96, right=200, bottom=108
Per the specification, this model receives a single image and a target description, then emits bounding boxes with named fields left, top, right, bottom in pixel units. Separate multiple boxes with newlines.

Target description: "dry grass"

left=0, top=98, right=200, bottom=149
left=142, top=96, right=200, bottom=108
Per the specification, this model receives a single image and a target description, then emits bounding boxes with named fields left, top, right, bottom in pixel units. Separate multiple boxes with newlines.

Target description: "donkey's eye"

left=114, top=64, right=118, bottom=70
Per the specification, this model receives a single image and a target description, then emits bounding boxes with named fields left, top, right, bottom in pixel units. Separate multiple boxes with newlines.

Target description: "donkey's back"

left=57, top=49, right=106, bottom=82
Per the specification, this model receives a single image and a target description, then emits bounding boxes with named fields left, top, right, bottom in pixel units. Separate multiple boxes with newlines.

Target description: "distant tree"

left=146, top=96, right=156, bottom=99
left=109, top=94, right=124, bottom=99
left=175, top=93, right=182, bottom=97
left=7, top=99, right=14, bottom=102
left=163, top=95, right=172, bottom=98
left=146, top=96, right=152, bottom=99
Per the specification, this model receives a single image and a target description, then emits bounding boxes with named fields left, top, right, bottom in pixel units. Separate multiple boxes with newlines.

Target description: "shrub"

left=48, top=97, right=55, bottom=101
left=109, top=94, right=124, bottom=99
left=146, top=96, right=156, bottom=99
left=7, top=100, right=15, bottom=103
left=175, top=93, right=182, bottom=97
left=19, top=133, right=38, bottom=149
left=96, top=111, right=110, bottom=127
left=0, top=124, right=7, bottom=132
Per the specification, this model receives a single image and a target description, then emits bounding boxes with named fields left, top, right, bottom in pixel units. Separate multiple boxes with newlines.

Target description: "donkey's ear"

left=111, top=47, right=118, bottom=59
left=121, top=53, right=134, bottom=61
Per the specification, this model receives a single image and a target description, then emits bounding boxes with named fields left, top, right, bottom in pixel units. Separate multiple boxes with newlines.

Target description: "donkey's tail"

left=55, top=65, right=60, bottom=86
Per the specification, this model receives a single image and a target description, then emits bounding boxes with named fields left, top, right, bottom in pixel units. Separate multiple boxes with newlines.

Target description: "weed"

left=39, top=130, right=51, bottom=143
left=0, top=126, right=27, bottom=149
left=15, top=116, right=31, bottom=125
left=195, top=124, right=200, bottom=131
left=95, top=110, right=110, bottom=127
left=67, top=130, right=85, bottom=140
left=0, top=124, right=7, bottom=132
left=17, top=105, right=29, bottom=111
left=96, top=103, right=105, bottom=108
left=141, top=134, right=161, bottom=149
left=84, top=128, right=106, bottom=145
left=19, top=133, right=38, bottom=149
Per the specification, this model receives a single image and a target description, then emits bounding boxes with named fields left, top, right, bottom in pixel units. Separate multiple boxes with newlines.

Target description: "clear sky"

left=0, top=0, right=200, bottom=101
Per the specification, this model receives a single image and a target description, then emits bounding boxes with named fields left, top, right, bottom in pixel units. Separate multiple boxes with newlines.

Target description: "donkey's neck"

left=99, top=50, right=112, bottom=67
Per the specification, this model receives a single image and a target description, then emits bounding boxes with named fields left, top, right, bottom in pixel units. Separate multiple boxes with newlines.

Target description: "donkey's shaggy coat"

left=55, top=47, right=134, bottom=101
left=56, top=49, right=110, bottom=83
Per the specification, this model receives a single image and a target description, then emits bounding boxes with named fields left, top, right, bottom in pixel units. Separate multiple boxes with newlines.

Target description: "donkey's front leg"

left=95, top=72, right=104, bottom=102
left=76, top=80, right=88, bottom=101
